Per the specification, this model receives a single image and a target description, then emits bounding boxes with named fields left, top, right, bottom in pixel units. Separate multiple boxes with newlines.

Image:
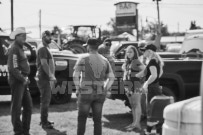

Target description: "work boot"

left=41, top=122, right=54, bottom=129
left=39, top=120, right=54, bottom=125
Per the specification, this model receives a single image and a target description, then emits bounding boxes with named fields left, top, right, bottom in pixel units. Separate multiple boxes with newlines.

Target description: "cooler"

left=163, top=96, right=201, bottom=135
left=147, top=95, right=174, bottom=134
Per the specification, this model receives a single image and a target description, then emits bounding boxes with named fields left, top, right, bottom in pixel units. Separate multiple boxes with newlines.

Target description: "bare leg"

left=131, top=93, right=142, bottom=129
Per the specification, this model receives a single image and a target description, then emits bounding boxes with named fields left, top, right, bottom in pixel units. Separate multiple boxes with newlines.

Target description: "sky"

left=0, top=0, right=203, bottom=38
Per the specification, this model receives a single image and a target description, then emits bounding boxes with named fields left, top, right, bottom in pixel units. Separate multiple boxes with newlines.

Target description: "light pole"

left=152, top=0, right=161, bottom=50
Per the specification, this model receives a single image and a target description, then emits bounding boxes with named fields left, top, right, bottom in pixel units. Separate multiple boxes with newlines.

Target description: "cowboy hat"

left=10, top=27, right=31, bottom=40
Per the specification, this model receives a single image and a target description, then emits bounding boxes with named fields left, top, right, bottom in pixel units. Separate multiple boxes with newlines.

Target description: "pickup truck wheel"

left=162, top=86, right=176, bottom=102
left=69, top=43, right=86, bottom=54
left=51, top=85, right=72, bottom=104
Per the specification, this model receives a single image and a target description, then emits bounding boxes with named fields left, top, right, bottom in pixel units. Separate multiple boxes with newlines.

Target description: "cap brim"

left=83, top=43, right=88, bottom=47
left=139, top=47, right=146, bottom=52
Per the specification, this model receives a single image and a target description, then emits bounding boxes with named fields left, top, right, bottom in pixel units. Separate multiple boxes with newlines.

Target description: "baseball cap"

left=42, top=30, right=52, bottom=38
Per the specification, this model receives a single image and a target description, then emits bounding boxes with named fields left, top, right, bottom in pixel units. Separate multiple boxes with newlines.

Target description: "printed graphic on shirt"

left=0, top=65, right=8, bottom=77
left=89, top=56, right=105, bottom=78
left=13, top=54, right=18, bottom=68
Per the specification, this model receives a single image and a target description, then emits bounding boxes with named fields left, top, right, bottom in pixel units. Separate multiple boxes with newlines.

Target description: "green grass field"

left=0, top=94, right=146, bottom=135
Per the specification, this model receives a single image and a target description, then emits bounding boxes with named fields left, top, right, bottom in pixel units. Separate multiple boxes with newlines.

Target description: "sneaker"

left=47, top=120, right=54, bottom=125
left=40, top=120, right=54, bottom=125
left=42, top=123, right=54, bottom=129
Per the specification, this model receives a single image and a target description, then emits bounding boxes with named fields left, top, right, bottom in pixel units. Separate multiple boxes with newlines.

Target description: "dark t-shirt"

left=36, top=45, right=53, bottom=80
left=146, top=59, right=160, bottom=84
left=7, top=42, right=30, bottom=82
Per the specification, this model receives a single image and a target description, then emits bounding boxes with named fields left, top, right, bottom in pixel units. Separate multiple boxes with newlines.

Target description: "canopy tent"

left=117, top=32, right=137, bottom=41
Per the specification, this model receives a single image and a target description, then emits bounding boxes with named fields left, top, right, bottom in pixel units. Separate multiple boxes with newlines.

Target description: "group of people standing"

left=74, top=37, right=164, bottom=134
left=7, top=27, right=164, bottom=135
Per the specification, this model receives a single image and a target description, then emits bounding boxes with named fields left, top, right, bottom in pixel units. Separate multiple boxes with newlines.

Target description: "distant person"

left=122, top=45, right=145, bottom=130
left=98, top=38, right=115, bottom=74
left=36, top=30, right=56, bottom=129
left=98, top=38, right=114, bottom=62
left=7, top=27, right=32, bottom=135
left=73, top=38, right=115, bottom=135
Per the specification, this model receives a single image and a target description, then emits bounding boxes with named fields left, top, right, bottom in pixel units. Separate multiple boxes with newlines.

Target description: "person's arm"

left=138, top=63, right=145, bottom=71
left=38, top=48, right=55, bottom=80
left=143, top=66, right=157, bottom=91
left=104, top=62, right=115, bottom=91
left=40, top=59, right=55, bottom=80
left=73, top=70, right=80, bottom=92
left=73, top=57, right=84, bottom=94
left=7, top=47, right=27, bottom=83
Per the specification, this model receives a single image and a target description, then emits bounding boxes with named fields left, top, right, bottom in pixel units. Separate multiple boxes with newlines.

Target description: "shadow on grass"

left=103, top=112, right=131, bottom=131
left=43, top=128, right=67, bottom=135
left=103, top=113, right=145, bottom=134
left=0, top=101, right=11, bottom=116
left=0, top=96, right=78, bottom=117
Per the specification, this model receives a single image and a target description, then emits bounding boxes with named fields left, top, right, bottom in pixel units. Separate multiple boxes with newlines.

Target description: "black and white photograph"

left=0, top=0, right=203, bottom=135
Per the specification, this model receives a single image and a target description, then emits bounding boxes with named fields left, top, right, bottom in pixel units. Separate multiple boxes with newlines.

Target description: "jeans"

left=37, top=78, right=51, bottom=124
left=77, top=90, right=106, bottom=135
left=9, top=79, right=32, bottom=135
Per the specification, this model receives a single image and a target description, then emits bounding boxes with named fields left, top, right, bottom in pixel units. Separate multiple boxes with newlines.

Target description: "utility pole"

left=201, top=62, right=203, bottom=135
left=153, top=0, right=161, bottom=50
left=39, top=9, right=41, bottom=38
left=11, top=0, right=14, bottom=31
left=136, top=8, right=139, bottom=41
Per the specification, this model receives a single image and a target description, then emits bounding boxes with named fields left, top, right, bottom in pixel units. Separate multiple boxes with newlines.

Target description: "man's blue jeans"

left=77, top=90, right=106, bottom=135
left=37, top=78, right=52, bottom=124
left=9, top=79, right=32, bottom=135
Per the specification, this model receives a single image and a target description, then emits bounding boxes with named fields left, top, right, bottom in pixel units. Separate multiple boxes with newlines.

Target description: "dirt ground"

left=0, top=94, right=147, bottom=135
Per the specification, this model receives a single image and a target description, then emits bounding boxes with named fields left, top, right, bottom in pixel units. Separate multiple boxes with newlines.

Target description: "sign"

left=114, top=2, right=138, bottom=34
left=115, top=2, right=137, bottom=17
left=116, top=15, right=136, bottom=28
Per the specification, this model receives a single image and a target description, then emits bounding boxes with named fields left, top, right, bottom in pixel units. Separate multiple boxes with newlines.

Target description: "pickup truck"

left=109, top=35, right=203, bottom=107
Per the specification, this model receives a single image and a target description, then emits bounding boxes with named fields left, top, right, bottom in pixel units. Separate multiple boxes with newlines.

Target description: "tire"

left=51, top=81, right=72, bottom=104
left=162, top=86, right=176, bottom=102
left=68, top=43, right=86, bottom=54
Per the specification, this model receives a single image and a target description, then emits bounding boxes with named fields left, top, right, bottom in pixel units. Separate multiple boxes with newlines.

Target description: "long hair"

left=122, top=45, right=139, bottom=71
left=151, top=51, right=164, bottom=77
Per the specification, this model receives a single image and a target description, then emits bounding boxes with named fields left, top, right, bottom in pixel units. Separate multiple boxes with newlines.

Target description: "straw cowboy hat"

left=10, top=27, right=31, bottom=40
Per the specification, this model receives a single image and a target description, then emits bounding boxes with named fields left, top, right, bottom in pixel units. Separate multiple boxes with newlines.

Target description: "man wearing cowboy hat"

left=7, top=27, right=32, bottom=135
